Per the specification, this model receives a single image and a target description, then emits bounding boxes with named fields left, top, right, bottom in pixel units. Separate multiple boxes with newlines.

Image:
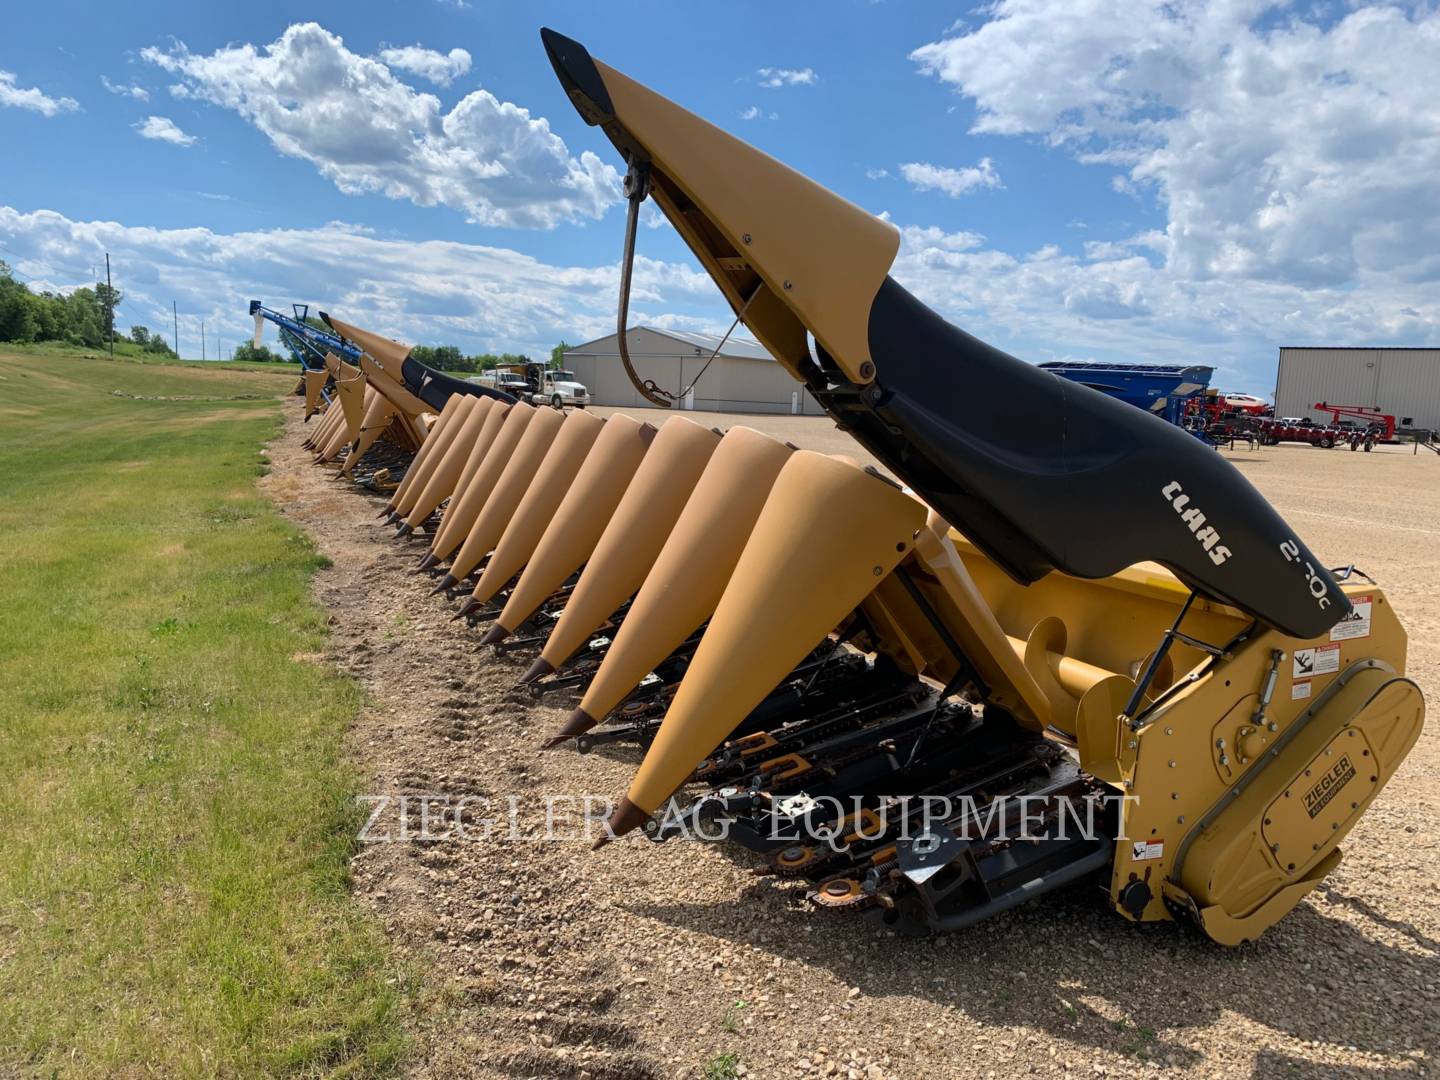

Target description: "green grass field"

left=0, top=350, right=412, bottom=1076
left=0, top=338, right=300, bottom=372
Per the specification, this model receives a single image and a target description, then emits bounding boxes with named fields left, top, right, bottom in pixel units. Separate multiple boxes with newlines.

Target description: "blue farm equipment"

left=249, top=300, right=359, bottom=372
left=1038, top=361, right=1214, bottom=428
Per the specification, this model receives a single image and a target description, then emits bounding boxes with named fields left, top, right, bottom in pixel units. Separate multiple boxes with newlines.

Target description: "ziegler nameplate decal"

left=1304, top=754, right=1356, bottom=819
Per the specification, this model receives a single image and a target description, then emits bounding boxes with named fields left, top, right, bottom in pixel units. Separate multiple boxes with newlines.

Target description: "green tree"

left=410, top=344, right=470, bottom=372
left=0, top=263, right=38, bottom=343
left=95, top=282, right=123, bottom=343
left=550, top=340, right=571, bottom=370
left=130, top=326, right=151, bottom=346
left=30, top=292, right=66, bottom=341
left=62, top=288, right=105, bottom=347
left=232, top=342, right=285, bottom=363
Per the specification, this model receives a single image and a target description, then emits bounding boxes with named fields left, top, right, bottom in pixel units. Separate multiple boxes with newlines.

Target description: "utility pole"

left=201, top=319, right=206, bottom=362
left=173, top=301, right=179, bottom=358
left=104, top=253, right=114, bottom=359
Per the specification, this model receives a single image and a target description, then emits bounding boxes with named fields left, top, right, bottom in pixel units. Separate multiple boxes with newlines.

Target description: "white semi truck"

left=472, top=363, right=588, bottom=409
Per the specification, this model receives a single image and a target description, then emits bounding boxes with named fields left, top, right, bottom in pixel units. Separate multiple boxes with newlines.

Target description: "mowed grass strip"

left=0, top=352, right=411, bottom=1075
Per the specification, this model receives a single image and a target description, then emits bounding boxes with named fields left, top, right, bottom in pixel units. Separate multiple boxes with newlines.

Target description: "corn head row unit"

left=283, top=29, right=1423, bottom=947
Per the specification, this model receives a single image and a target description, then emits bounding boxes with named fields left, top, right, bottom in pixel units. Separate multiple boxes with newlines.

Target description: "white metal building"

left=563, top=327, right=822, bottom=415
left=1275, top=347, right=1440, bottom=429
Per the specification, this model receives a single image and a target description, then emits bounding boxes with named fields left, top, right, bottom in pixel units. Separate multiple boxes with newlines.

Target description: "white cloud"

left=739, top=106, right=779, bottom=121
left=376, top=44, right=471, bottom=86
left=865, top=168, right=889, bottom=180
left=757, top=67, right=816, bottom=88
left=885, top=221, right=1437, bottom=393
left=3, top=196, right=1434, bottom=393
left=910, top=1, right=1440, bottom=290
left=896, top=223, right=985, bottom=253
left=101, top=76, right=149, bottom=102
left=141, top=22, right=619, bottom=230
left=0, top=206, right=723, bottom=361
left=900, top=158, right=1001, bottom=198
left=133, top=115, right=196, bottom=146
left=0, top=71, right=78, bottom=116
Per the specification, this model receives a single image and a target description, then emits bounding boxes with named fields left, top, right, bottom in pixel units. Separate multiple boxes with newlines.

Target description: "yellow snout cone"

left=444, top=407, right=565, bottom=585
left=340, top=392, right=397, bottom=476
left=600, top=453, right=926, bottom=841
left=392, top=395, right=479, bottom=521
left=317, top=380, right=371, bottom=462
left=335, top=362, right=368, bottom=445
left=322, top=315, right=413, bottom=380
left=492, top=414, right=656, bottom=637
left=399, top=396, right=494, bottom=533
left=303, top=369, right=329, bottom=419
left=550, top=426, right=793, bottom=744
left=382, top=392, right=467, bottom=517
left=470, top=409, right=607, bottom=613
left=426, top=402, right=525, bottom=565
left=528, top=416, right=722, bottom=681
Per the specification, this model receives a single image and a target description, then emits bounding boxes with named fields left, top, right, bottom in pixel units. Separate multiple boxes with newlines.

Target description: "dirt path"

left=261, top=403, right=1437, bottom=1080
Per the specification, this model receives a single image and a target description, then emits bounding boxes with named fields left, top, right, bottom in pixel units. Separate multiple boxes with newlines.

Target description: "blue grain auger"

left=248, top=300, right=358, bottom=372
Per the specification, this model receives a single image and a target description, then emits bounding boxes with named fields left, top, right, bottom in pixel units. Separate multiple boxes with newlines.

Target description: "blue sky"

left=1, top=1, right=1436, bottom=394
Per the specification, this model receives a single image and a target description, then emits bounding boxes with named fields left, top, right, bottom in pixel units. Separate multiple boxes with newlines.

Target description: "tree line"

left=224, top=343, right=550, bottom=371
left=0, top=261, right=578, bottom=373
left=409, top=345, right=534, bottom=373
left=0, top=261, right=177, bottom=355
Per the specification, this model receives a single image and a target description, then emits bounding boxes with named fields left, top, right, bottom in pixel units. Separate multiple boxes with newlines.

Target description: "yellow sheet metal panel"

left=340, top=396, right=397, bottom=476
left=495, top=414, right=655, bottom=632
left=322, top=382, right=375, bottom=462
left=592, top=58, right=899, bottom=385
left=620, top=453, right=926, bottom=819
left=576, top=426, right=793, bottom=726
left=335, top=362, right=367, bottom=442
left=428, top=402, right=521, bottom=562
left=470, top=409, right=606, bottom=603
left=323, top=315, right=413, bottom=381
left=387, top=392, right=465, bottom=512
left=1176, top=668, right=1421, bottom=943
left=1115, top=585, right=1418, bottom=940
left=302, top=369, right=329, bottom=418
left=537, top=416, right=721, bottom=671
left=401, top=397, right=490, bottom=527
left=447, top=407, right=565, bottom=581
left=358, top=353, right=429, bottom=420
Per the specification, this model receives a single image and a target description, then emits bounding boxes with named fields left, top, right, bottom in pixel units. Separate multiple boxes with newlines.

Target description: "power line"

left=105, top=253, right=114, bottom=360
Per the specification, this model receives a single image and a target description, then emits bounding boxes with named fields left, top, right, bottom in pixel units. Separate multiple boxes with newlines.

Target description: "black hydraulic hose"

left=616, top=158, right=673, bottom=408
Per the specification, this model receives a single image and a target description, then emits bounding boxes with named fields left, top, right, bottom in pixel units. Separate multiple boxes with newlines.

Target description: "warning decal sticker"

left=1330, top=595, right=1372, bottom=642
left=1130, top=839, right=1165, bottom=862
left=1294, top=643, right=1341, bottom=680
left=1292, top=680, right=1313, bottom=700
